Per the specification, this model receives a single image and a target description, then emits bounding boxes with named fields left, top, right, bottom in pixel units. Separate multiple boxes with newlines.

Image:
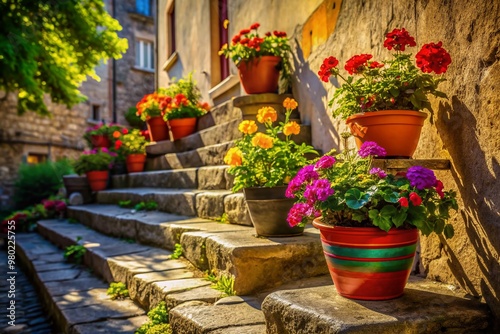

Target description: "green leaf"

left=345, top=188, right=370, bottom=209
left=383, top=190, right=400, bottom=203
left=444, top=224, right=455, bottom=239
left=351, top=211, right=366, bottom=222
left=389, top=88, right=400, bottom=97
left=392, top=210, right=407, bottom=227
left=368, top=206, right=395, bottom=231
left=434, top=219, right=445, bottom=234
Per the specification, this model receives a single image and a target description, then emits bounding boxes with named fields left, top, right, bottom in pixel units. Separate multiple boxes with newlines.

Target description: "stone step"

left=67, top=204, right=328, bottom=295
left=262, top=276, right=492, bottom=333
left=111, top=166, right=232, bottom=191
left=95, top=187, right=249, bottom=223
left=147, top=141, right=234, bottom=170
left=147, top=119, right=242, bottom=156
left=34, top=220, right=224, bottom=312
left=15, top=232, right=148, bottom=333
left=197, top=99, right=241, bottom=132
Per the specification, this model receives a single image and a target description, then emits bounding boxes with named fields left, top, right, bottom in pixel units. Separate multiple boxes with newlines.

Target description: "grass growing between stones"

left=205, top=271, right=236, bottom=297
left=107, top=282, right=129, bottom=300
left=215, top=213, right=229, bottom=224
left=136, top=301, right=171, bottom=334
left=63, top=237, right=86, bottom=264
left=170, top=243, right=183, bottom=259
left=119, top=200, right=159, bottom=211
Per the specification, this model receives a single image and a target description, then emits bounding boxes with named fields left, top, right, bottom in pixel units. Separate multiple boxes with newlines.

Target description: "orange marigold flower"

left=112, top=131, right=121, bottom=138
left=283, top=121, right=300, bottom=136
left=251, top=133, right=274, bottom=149
left=238, top=120, right=258, bottom=135
left=224, top=147, right=243, bottom=167
left=256, top=107, right=277, bottom=124
left=283, top=97, right=298, bottom=110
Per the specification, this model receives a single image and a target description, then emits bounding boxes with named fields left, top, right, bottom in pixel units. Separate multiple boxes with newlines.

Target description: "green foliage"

left=215, top=213, right=229, bottom=224
left=170, top=243, right=183, bottom=260
left=205, top=271, right=236, bottom=297
left=118, top=200, right=133, bottom=208
left=135, top=302, right=169, bottom=334
left=13, top=159, right=74, bottom=209
left=64, top=237, right=86, bottom=264
left=68, top=218, right=79, bottom=224
left=225, top=100, right=318, bottom=192
left=73, top=150, right=114, bottom=175
left=134, top=201, right=158, bottom=211
left=83, top=124, right=125, bottom=148
left=125, top=107, right=146, bottom=129
left=159, top=73, right=202, bottom=106
left=107, top=282, right=129, bottom=300
left=0, top=0, right=128, bottom=116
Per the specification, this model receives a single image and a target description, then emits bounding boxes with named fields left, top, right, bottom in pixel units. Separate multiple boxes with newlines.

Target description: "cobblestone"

left=0, top=238, right=58, bottom=334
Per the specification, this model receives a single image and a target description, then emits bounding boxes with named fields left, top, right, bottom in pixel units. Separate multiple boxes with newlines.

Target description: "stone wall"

left=292, top=0, right=500, bottom=323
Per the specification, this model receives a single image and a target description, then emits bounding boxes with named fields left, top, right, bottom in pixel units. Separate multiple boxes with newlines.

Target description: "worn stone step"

left=197, top=99, right=241, bottom=132
left=67, top=204, right=327, bottom=295
left=170, top=298, right=266, bottom=334
left=111, top=166, right=233, bottom=190
left=95, top=187, right=250, bottom=224
left=147, top=119, right=242, bottom=156
left=16, top=232, right=148, bottom=334
left=262, top=276, right=492, bottom=334
left=35, top=220, right=225, bottom=312
left=66, top=204, right=249, bottom=250
left=147, top=141, right=234, bottom=170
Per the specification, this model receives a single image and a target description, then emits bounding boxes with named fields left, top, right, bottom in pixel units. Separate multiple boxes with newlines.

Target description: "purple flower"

left=303, top=178, right=334, bottom=204
left=287, top=202, right=317, bottom=227
left=369, top=167, right=387, bottom=178
left=285, top=165, right=319, bottom=198
left=358, top=141, right=387, bottom=158
left=406, top=166, right=437, bottom=190
left=315, top=155, right=336, bottom=169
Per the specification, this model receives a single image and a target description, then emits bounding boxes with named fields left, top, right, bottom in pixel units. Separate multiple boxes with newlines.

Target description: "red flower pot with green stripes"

left=313, top=218, right=418, bottom=300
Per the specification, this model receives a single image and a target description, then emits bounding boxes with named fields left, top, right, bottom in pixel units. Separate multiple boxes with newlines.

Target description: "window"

left=136, top=0, right=151, bottom=16
left=26, top=153, right=47, bottom=165
left=91, top=105, right=101, bottom=121
left=135, top=40, right=154, bottom=71
left=167, top=1, right=176, bottom=57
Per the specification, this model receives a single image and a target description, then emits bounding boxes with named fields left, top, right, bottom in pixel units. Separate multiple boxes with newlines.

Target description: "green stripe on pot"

left=322, top=244, right=417, bottom=259
left=325, top=257, right=414, bottom=273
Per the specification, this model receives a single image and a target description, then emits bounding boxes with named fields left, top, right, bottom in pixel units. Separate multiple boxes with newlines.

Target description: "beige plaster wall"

left=293, top=0, right=500, bottom=322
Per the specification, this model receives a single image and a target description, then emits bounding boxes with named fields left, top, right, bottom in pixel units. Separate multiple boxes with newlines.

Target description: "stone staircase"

left=16, top=95, right=493, bottom=333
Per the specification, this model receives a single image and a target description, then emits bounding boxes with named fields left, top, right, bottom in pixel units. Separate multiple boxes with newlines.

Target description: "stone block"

left=111, top=169, right=198, bottom=189
left=224, top=193, right=252, bottom=226
left=71, top=315, right=149, bottom=334
left=195, top=190, right=231, bottom=219
left=262, top=277, right=491, bottom=334
left=198, top=166, right=230, bottom=190
left=197, top=100, right=241, bottom=131
left=162, top=141, right=235, bottom=169
left=148, top=279, right=212, bottom=309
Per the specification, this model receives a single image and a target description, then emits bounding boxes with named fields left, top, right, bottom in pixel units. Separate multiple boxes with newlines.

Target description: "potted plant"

left=220, top=22, right=291, bottom=94
left=115, top=129, right=148, bottom=173
left=286, top=137, right=458, bottom=300
left=319, top=28, right=451, bottom=158
left=160, top=74, right=210, bottom=140
left=73, top=148, right=115, bottom=191
left=224, top=98, right=318, bottom=236
left=83, top=123, right=125, bottom=149
left=136, top=92, right=171, bottom=142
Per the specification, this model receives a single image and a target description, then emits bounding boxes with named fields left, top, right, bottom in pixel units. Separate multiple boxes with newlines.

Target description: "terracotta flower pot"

left=85, top=170, right=109, bottom=192
left=237, top=56, right=282, bottom=94
left=168, top=117, right=197, bottom=141
left=146, top=116, right=169, bottom=142
left=90, top=135, right=111, bottom=148
left=313, top=218, right=418, bottom=300
left=345, top=110, right=428, bottom=158
left=126, top=154, right=146, bottom=173
left=244, top=186, right=304, bottom=237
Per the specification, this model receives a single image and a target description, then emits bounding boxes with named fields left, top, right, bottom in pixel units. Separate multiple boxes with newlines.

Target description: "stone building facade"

left=0, top=0, right=155, bottom=208
left=156, top=0, right=500, bottom=325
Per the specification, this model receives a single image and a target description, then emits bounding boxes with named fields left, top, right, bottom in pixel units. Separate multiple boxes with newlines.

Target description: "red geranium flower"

left=398, top=197, right=409, bottom=207
left=318, top=56, right=339, bottom=82
left=115, top=139, right=122, bottom=150
left=232, top=34, right=241, bottom=44
left=344, top=54, right=373, bottom=75
left=250, top=23, right=260, bottom=30
left=409, top=192, right=422, bottom=206
left=239, top=28, right=250, bottom=35
left=415, top=42, right=451, bottom=74
left=435, top=180, right=445, bottom=198
left=240, top=38, right=249, bottom=45
left=383, top=28, right=416, bottom=51
left=369, top=61, right=384, bottom=68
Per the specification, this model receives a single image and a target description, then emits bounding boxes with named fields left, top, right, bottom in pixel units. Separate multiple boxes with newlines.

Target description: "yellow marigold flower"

left=283, top=97, right=298, bottom=110
left=283, top=121, right=300, bottom=136
left=256, top=107, right=277, bottom=124
left=224, top=147, right=242, bottom=166
left=251, top=133, right=274, bottom=149
left=238, top=120, right=258, bottom=135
